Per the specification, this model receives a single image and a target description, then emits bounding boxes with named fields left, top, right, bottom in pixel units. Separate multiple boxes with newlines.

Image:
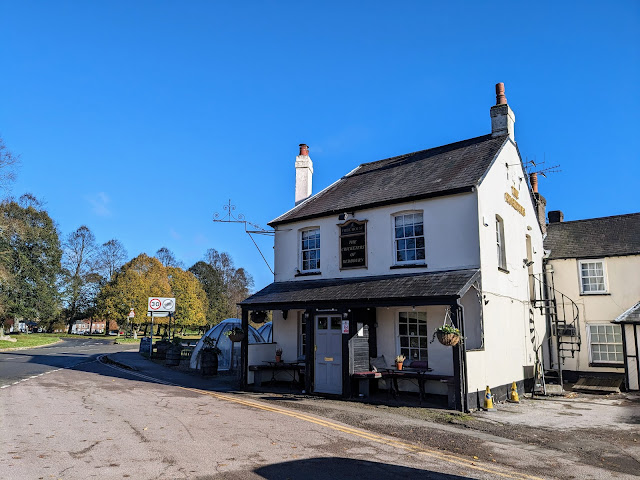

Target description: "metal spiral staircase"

left=530, top=272, right=581, bottom=392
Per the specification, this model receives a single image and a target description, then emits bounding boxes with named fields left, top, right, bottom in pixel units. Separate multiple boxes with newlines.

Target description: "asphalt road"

left=0, top=338, right=125, bottom=388
left=1, top=341, right=632, bottom=480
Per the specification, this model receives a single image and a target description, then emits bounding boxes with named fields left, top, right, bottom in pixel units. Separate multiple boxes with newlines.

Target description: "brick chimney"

left=295, top=143, right=313, bottom=205
left=548, top=210, right=564, bottom=223
left=530, top=172, right=547, bottom=234
left=490, top=82, right=516, bottom=141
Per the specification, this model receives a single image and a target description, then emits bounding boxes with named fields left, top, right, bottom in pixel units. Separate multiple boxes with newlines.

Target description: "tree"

left=0, top=136, right=19, bottom=194
left=192, top=248, right=254, bottom=323
left=166, top=267, right=207, bottom=334
left=60, top=225, right=100, bottom=334
left=96, top=254, right=172, bottom=334
left=97, top=239, right=128, bottom=282
left=0, top=195, right=62, bottom=333
left=188, top=261, right=227, bottom=328
left=155, top=247, right=183, bottom=268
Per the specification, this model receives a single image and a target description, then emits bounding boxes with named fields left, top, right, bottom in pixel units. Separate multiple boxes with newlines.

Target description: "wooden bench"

left=351, top=371, right=383, bottom=397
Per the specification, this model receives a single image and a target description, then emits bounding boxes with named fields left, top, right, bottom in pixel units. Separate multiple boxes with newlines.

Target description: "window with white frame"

left=301, top=228, right=320, bottom=271
left=398, top=311, right=428, bottom=362
left=394, top=212, right=425, bottom=263
left=588, top=324, right=623, bottom=364
left=579, top=260, right=606, bottom=293
left=496, top=215, right=507, bottom=270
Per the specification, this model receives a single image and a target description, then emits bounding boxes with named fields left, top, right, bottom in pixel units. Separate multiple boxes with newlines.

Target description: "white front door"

left=314, top=315, right=343, bottom=394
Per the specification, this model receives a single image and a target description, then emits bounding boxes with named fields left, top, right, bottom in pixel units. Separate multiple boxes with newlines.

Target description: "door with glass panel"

left=314, top=315, right=343, bottom=394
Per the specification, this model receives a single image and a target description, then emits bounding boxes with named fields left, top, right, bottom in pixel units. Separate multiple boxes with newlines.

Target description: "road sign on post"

left=148, top=297, right=176, bottom=313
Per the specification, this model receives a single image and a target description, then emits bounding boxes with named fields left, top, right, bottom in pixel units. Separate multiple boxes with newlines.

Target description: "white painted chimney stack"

left=490, top=82, right=516, bottom=141
left=295, top=143, right=313, bottom=205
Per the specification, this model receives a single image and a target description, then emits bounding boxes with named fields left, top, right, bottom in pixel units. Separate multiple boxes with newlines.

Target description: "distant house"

left=544, top=212, right=640, bottom=389
left=238, top=84, right=549, bottom=411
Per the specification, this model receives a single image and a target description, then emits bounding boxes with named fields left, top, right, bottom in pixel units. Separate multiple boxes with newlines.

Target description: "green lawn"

left=0, top=333, right=64, bottom=350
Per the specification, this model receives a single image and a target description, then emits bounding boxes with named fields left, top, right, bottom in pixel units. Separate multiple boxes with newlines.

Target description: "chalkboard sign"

left=339, top=220, right=367, bottom=269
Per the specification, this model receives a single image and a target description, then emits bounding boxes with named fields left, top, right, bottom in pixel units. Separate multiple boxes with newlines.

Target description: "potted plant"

left=432, top=325, right=461, bottom=346
left=200, top=336, right=222, bottom=376
left=395, top=354, right=406, bottom=370
left=224, top=326, right=245, bottom=343
left=275, top=347, right=283, bottom=363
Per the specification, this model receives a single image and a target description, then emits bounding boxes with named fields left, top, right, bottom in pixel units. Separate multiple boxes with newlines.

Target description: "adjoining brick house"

left=71, top=319, right=119, bottom=334
left=543, top=212, right=640, bottom=389
left=238, top=84, right=550, bottom=411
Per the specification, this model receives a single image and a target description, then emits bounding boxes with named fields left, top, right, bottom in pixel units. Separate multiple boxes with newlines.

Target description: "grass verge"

left=0, top=334, right=63, bottom=350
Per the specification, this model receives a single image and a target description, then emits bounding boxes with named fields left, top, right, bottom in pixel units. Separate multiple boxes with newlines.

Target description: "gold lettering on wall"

left=505, top=192, right=526, bottom=216
left=511, top=186, right=519, bottom=199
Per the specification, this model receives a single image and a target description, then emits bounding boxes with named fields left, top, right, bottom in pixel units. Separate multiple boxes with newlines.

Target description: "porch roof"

left=613, top=301, right=640, bottom=324
left=239, top=269, right=480, bottom=310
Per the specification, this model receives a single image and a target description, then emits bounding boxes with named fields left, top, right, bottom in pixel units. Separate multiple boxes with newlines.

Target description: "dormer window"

left=394, top=212, right=425, bottom=264
left=301, top=228, right=320, bottom=271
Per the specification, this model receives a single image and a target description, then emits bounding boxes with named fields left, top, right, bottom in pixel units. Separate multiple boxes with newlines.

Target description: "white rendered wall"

left=273, top=193, right=480, bottom=282
left=547, top=255, right=639, bottom=374
left=470, top=140, right=547, bottom=392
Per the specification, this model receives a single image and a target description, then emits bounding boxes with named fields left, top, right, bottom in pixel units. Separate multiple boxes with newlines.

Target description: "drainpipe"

left=456, top=299, right=469, bottom=413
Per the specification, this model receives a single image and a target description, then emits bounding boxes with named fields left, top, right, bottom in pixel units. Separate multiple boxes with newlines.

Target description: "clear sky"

left=1, top=1, right=638, bottom=292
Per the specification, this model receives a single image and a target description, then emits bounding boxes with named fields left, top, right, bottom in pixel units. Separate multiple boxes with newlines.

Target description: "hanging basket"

left=228, top=332, right=245, bottom=343
left=436, top=331, right=460, bottom=347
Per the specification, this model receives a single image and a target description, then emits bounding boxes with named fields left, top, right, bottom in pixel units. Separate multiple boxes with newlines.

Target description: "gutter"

left=456, top=299, right=470, bottom=413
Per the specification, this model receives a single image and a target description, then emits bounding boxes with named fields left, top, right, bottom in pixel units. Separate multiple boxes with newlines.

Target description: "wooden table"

left=382, top=367, right=450, bottom=405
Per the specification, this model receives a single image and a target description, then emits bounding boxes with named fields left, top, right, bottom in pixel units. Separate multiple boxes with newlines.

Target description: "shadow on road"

left=250, top=457, right=470, bottom=479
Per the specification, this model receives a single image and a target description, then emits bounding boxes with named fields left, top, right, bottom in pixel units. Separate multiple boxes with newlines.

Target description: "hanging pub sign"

left=339, top=220, right=367, bottom=269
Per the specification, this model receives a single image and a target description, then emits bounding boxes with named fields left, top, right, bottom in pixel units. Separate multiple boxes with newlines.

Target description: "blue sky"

left=1, top=1, right=638, bottom=292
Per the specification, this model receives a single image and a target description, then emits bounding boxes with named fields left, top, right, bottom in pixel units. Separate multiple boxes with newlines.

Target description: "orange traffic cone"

left=509, top=381, right=520, bottom=403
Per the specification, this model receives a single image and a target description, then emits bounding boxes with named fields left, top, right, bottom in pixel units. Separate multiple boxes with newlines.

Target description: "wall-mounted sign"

left=504, top=191, right=525, bottom=216
left=342, top=320, right=350, bottom=334
left=339, top=220, right=367, bottom=269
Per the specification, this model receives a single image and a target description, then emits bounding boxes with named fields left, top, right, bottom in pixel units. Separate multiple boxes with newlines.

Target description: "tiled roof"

left=545, top=213, right=640, bottom=260
left=270, top=134, right=509, bottom=226
left=613, top=302, right=640, bottom=324
left=240, top=269, right=480, bottom=309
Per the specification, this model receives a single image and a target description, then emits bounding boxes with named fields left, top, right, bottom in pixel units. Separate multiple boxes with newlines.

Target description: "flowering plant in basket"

left=432, top=325, right=461, bottom=346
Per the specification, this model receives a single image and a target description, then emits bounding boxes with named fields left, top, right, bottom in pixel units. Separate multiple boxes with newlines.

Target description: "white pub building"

left=239, top=84, right=547, bottom=411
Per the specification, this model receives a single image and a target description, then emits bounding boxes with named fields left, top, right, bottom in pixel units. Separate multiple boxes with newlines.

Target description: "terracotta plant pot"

left=275, top=355, right=282, bottom=363
left=436, top=331, right=460, bottom=347
left=396, top=362, right=403, bottom=370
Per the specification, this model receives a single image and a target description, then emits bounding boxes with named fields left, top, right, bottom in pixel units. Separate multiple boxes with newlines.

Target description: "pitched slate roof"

left=270, top=134, right=509, bottom=226
left=613, top=301, right=640, bottom=324
left=240, top=269, right=479, bottom=309
left=545, top=213, right=640, bottom=260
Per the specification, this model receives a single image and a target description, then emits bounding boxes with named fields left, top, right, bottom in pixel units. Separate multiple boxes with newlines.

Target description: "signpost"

left=128, top=308, right=135, bottom=339
left=147, top=297, right=176, bottom=357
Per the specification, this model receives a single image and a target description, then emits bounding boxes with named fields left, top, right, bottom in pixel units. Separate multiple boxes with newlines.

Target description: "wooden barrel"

left=155, top=340, right=171, bottom=359
left=201, top=349, right=219, bottom=376
left=165, top=345, right=182, bottom=366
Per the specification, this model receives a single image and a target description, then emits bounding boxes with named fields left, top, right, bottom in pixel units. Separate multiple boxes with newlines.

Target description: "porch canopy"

left=240, top=269, right=480, bottom=310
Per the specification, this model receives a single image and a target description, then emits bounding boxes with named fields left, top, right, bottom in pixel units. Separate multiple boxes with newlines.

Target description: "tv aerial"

left=213, top=199, right=275, bottom=274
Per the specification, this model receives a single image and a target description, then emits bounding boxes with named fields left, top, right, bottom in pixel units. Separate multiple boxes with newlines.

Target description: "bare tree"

left=0, top=136, right=19, bottom=194
left=61, top=225, right=99, bottom=334
left=98, top=239, right=128, bottom=282
left=155, top=246, right=183, bottom=268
